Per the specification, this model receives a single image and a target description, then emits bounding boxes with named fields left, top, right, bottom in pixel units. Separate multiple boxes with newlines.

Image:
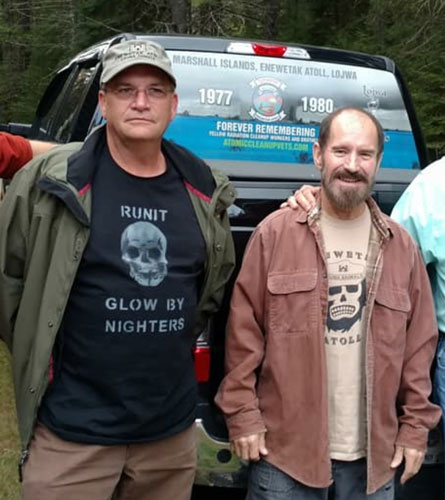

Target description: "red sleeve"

left=0, top=132, right=33, bottom=179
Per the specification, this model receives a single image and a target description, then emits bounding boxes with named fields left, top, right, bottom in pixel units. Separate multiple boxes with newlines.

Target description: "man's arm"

left=215, top=224, right=270, bottom=460
left=391, top=169, right=440, bottom=266
left=29, top=139, right=55, bottom=158
left=0, top=132, right=54, bottom=179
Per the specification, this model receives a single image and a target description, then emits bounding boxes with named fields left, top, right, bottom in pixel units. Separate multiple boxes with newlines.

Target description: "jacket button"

left=29, top=387, right=35, bottom=394
left=48, top=321, right=54, bottom=328
left=215, top=244, right=222, bottom=252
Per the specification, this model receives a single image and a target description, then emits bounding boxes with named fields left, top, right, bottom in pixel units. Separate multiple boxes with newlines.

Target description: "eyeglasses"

left=106, top=85, right=173, bottom=101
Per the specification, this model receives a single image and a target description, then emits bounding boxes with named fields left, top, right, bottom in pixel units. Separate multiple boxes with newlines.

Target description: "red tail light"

left=252, top=43, right=287, bottom=57
left=227, top=42, right=310, bottom=60
left=194, top=345, right=211, bottom=382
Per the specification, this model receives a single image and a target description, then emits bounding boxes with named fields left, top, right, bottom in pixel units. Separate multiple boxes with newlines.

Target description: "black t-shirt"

left=39, top=146, right=206, bottom=444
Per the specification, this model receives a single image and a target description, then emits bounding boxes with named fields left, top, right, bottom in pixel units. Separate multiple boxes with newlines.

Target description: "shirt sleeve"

left=391, top=167, right=440, bottom=266
left=391, top=159, right=445, bottom=330
left=0, top=132, right=33, bottom=179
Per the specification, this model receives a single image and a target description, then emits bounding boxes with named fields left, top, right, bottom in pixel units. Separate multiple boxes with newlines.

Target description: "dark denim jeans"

left=434, top=335, right=445, bottom=431
left=433, top=334, right=445, bottom=487
left=246, top=459, right=394, bottom=500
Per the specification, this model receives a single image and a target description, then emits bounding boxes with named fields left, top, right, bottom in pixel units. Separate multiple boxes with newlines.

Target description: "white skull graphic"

left=327, top=279, right=366, bottom=333
left=121, top=221, right=168, bottom=287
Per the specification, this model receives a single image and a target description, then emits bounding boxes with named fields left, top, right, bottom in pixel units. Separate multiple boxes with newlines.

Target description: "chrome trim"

left=194, top=418, right=248, bottom=488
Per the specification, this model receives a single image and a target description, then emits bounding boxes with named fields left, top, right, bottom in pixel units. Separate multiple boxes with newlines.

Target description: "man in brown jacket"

left=215, top=107, right=441, bottom=500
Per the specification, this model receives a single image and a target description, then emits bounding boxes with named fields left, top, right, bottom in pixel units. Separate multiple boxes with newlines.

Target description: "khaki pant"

left=22, top=422, right=196, bottom=500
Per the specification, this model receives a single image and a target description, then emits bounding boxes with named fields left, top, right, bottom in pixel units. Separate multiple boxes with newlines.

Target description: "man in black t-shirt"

left=0, top=39, right=235, bottom=500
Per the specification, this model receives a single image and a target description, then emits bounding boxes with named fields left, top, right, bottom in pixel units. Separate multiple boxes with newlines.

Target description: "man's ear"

left=313, top=141, right=323, bottom=172
left=376, top=153, right=383, bottom=172
left=98, top=90, right=107, bottom=120
left=169, top=93, right=178, bottom=123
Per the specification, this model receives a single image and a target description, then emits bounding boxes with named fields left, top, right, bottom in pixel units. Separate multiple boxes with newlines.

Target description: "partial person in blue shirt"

left=391, top=156, right=445, bottom=457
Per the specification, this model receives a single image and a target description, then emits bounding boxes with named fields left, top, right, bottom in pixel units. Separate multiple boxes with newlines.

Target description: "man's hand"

left=231, top=432, right=268, bottom=461
left=390, top=445, right=425, bottom=484
left=280, top=184, right=320, bottom=211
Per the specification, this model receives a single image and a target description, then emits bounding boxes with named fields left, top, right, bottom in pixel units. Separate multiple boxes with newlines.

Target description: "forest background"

left=1, top=0, right=445, bottom=156
left=0, top=0, right=445, bottom=498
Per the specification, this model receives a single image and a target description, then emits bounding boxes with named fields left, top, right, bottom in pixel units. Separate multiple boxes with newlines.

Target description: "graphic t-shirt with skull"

left=39, top=146, right=206, bottom=444
left=320, top=207, right=371, bottom=461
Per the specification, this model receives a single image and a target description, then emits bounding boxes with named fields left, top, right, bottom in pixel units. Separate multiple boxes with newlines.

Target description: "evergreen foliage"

left=0, top=0, right=444, bottom=154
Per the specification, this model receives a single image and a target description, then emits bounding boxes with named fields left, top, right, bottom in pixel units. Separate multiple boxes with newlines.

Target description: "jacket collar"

left=366, top=196, right=392, bottom=241
left=161, top=139, right=215, bottom=198
left=66, top=124, right=107, bottom=192
left=66, top=125, right=215, bottom=199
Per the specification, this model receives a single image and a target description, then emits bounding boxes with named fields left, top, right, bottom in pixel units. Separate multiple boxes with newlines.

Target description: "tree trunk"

left=263, top=0, right=281, bottom=40
left=169, top=0, right=190, bottom=33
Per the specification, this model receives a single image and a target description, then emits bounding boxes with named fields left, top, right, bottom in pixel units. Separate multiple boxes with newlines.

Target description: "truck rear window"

left=164, top=50, right=420, bottom=172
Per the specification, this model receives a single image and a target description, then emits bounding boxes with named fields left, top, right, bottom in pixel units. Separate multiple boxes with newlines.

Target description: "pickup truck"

left=4, top=33, right=442, bottom=499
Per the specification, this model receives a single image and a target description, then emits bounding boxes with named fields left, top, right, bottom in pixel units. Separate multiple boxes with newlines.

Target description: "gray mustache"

left=333, top=172, right=368, bottom=183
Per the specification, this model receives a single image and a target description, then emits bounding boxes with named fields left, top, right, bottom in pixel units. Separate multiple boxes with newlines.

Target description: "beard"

left=321, top=167, right=376, bottom=211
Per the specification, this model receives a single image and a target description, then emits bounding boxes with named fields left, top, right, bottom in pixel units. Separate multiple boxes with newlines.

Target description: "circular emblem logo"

left=253, top=84, right=283, bottom=117
left=249, top=77, right=286, bottom=122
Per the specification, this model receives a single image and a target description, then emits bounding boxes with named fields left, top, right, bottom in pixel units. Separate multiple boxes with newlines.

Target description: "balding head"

left=317, top=107, right=384, bottom=157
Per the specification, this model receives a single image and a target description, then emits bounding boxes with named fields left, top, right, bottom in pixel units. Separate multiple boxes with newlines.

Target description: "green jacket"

left=0, top=126, right=236, bottom=455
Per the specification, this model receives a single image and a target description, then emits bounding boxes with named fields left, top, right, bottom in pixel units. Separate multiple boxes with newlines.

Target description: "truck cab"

left=15, top=33, right=441, bottom=498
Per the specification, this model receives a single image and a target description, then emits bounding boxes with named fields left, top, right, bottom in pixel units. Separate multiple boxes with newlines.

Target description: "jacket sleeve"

left=0, top=133, right=32, bottom=179
left=192, top=168, right=236, bottom=338
left=395, top=244, right=441, bottom=451
left=208, top=169, right=236, bottom=316
left=215, top=223, right=269, bottom=440
left=0, top=166, right=33, bottom=349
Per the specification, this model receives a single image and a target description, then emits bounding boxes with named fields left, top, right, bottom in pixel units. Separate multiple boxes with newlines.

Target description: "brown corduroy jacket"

left=215, top=197, right=441, bottom=494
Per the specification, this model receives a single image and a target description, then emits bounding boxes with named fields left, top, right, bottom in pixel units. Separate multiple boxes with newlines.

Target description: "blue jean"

left=246, top=459, right=394, bottom=500
left=433, top=334, right=445, bottom=474
left=434, top=334, right=445, bottom=430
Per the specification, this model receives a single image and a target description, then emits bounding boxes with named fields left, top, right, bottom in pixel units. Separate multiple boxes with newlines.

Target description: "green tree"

left=329, top=0, right=445, bottom=155
left=1, top=0, right=444, bottom=153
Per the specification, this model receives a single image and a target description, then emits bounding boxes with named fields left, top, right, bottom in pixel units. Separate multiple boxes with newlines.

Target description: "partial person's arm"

left=29, top=139, right=55, bottom=158
left=0, top=132, right=54, bottom=179
left=215, top=225, right=270, bottom=461
left=391, top=161, right=445, bottom=334
left=391, top=166, right=442, bottom=266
